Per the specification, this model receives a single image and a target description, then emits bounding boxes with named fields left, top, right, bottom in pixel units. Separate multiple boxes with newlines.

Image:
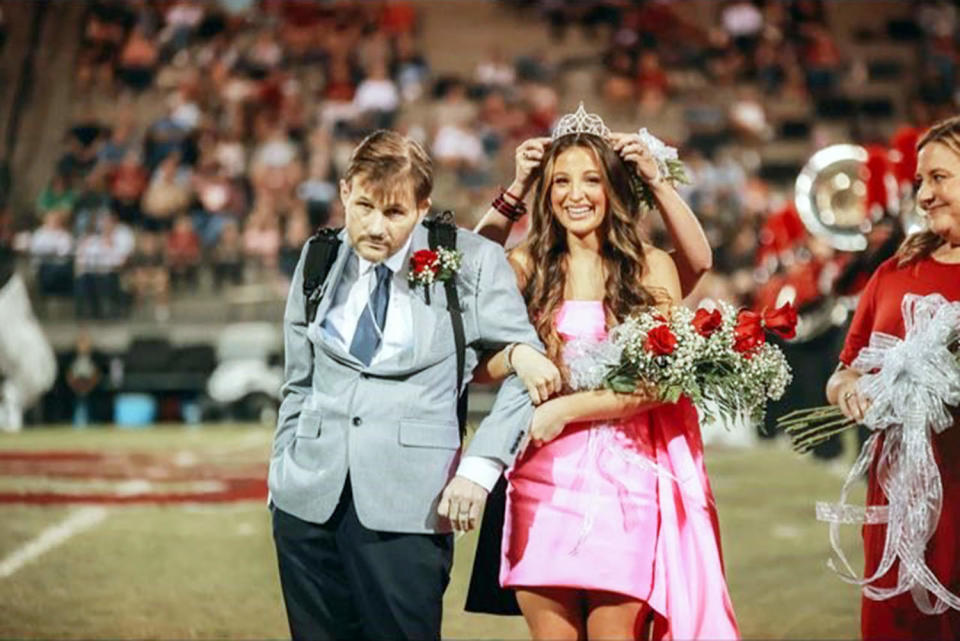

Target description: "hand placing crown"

left=550, top=102, right=690, bottom=210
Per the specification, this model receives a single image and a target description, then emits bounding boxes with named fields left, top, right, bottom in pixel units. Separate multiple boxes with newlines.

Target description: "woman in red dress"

left=827, top=115, right=960, bottom=639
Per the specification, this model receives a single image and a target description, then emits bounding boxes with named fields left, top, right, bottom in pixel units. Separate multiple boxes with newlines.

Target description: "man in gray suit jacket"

left=269, top=130, right=544, bottom=640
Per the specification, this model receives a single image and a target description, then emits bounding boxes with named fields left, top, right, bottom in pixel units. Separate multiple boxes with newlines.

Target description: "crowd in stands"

left=14, top=0, right=960, bottom=322
left=572, top=0, right=959, bottom=310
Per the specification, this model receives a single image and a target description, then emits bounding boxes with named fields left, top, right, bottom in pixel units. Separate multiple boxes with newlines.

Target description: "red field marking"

left=0, top=451, right=268, bottom=504
left=0, top=452, right=102, bottom=461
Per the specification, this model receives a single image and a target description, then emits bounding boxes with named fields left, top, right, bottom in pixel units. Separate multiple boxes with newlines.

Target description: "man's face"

left=341, top=175, right=429, bottom=262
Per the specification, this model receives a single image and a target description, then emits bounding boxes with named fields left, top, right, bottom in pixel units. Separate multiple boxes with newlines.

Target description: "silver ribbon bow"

left=565, top=331, right=626, bottom=393
left=817, top=293, right=960, bottom=613
left=637, top=127, right=678, bottom=180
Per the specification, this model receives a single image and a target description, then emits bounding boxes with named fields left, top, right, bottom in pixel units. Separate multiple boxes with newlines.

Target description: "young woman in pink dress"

left=472, top=117, right=739, bottom=639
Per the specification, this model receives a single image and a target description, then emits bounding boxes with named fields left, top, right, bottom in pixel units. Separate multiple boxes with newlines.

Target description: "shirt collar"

left=354, top=228, right=416, bottom=277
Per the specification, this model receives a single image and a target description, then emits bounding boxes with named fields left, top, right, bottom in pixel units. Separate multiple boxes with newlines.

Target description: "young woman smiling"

left=473, top=120, right=738, bottom=640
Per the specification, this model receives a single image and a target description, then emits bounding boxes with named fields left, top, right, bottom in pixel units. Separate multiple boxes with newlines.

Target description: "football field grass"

left=0, top=425, right=865, bottom=639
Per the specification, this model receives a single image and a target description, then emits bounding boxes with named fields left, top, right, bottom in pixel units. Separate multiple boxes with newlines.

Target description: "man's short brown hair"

left=343, top=130, right=433, bottom=204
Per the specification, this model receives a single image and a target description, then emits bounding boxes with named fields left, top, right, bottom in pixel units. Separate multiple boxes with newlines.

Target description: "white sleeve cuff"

left=455, top=456, right=504, bottom=492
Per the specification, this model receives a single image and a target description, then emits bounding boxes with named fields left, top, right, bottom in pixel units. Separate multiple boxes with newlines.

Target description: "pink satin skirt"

left=501, top=399, right=740, bottom=640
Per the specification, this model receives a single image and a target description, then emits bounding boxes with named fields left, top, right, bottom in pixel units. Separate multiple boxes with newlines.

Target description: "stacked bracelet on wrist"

left=491, top=190, right=527, bottom=222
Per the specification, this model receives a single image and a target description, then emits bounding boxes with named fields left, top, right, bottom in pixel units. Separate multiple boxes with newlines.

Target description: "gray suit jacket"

left=268, top=224, right=542, bottom=534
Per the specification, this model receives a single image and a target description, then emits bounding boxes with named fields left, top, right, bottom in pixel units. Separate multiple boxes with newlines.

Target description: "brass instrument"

left=781, top=146, right=867, bottom=340
left=794, top=143, right=925, bottom=250
left=794, top=144, right=871, bottom=252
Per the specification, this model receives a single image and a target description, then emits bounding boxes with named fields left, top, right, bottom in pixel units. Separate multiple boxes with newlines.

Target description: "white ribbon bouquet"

left=780, top=293, right=960, bottom=612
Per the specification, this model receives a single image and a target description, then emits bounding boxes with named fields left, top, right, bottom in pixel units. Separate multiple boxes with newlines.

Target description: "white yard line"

left=0, top=507, right=108, bottom=579
left=114, top=479, right=154, bottom=496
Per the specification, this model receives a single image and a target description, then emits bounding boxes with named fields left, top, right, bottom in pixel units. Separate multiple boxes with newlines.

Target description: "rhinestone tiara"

left=551, top=102, right=611, bottom=141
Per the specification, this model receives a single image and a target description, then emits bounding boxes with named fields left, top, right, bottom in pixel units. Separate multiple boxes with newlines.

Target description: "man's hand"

left=437, top=476, right=489, bottom=532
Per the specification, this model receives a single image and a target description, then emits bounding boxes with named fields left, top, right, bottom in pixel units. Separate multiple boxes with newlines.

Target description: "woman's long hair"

left=516, top=133, right=658, bottom=367
left=896, top=115, right=960, bottom=266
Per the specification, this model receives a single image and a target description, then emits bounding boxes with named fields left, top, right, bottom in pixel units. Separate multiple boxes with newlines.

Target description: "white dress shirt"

left=319, top=234, right=503, bottom=492
left=321, top=236, right=414, bottom=363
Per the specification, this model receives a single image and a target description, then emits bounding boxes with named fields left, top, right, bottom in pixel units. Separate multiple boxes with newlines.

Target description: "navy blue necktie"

left=349, top=263, right=392, bottom=366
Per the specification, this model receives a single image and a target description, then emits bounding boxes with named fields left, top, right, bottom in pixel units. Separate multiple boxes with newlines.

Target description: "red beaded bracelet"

left=491, top=190, right=527, bottom=222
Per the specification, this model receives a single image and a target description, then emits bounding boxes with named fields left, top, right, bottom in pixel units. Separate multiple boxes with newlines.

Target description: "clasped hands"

left=436, top=347, right=566, bottom=532
left=510, top=344, right=569, bottom=447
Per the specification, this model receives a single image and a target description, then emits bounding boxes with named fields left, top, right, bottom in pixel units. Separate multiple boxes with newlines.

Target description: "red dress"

left=839, top=255, right=960, bottom=640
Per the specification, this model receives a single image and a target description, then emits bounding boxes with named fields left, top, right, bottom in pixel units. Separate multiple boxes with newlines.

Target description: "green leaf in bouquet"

left=700, top=372, right=727, bottom=388
left=662, top=385, right=683, bottom=404
left=607, top=372, right=640, bottom=394
left=607, top=360, right=639, bottom=380
left=687, top=386, right=704, bottom=405
left=695, top=359, right=738, bottom=381
left=700, top=408, right=718, bottom=425
left=633, top=159, right=689, bottom=211
left=665, top=158, right=691, bottom=185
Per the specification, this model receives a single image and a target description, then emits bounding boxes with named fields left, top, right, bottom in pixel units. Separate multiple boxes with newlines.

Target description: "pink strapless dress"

left=500, top=301, right=740, bottom=640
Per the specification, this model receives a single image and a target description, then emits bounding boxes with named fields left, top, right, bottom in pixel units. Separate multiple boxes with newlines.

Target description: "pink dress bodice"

left=555, top=299, right=608, bottom=342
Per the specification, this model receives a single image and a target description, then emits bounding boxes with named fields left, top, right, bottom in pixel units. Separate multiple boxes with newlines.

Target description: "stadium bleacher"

left=0, top=0, right=955, bottom=425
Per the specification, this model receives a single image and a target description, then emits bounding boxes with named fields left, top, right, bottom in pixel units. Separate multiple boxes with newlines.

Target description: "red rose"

left=645, top=324, right=677, bottom=356
left=733, top=310, right=766, bottom=355
left=764, top=302, right=798, bottom=340
left=411, top=249, right=439, bottom=274
left=692, top=308, right=723, bottom=337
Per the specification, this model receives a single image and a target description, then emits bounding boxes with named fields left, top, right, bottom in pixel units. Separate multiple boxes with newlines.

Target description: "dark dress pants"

left=272, top=481, right=453, bottom=641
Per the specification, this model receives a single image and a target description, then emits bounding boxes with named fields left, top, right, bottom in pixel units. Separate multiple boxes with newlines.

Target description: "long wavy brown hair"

left=513, top=133, right=659, bottom=368
left=896, top=115, right=960, bottom=266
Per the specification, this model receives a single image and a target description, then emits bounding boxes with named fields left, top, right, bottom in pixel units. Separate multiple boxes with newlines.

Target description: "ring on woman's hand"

left=843, top=391, right=854, bottom=401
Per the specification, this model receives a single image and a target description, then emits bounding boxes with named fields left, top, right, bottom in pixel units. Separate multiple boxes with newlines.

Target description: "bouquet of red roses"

left=565, top=302, right=797, bottom=424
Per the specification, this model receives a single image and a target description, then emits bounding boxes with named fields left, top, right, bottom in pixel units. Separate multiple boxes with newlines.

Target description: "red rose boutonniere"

left=408, top=247, right=463, bottom=290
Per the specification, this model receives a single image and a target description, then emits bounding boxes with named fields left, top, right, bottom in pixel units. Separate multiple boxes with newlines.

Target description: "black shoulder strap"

left=425, top=213, right=468, bottom=436
left=302, top=227, right=343, bottom=323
